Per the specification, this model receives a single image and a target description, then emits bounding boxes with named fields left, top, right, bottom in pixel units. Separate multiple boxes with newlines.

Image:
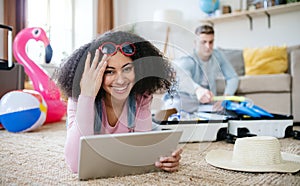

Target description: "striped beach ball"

left=0, top=90, right=47, bottom=132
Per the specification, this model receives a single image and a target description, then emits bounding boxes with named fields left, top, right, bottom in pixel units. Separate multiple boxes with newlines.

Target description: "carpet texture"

left=1, top=121, right=299, bottom=185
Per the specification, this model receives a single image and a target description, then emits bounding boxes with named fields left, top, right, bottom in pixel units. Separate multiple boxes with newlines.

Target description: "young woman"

left=57, top=31, right=182, bottom=173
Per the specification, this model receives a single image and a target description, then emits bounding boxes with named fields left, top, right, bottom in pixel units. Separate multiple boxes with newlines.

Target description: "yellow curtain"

left=3, top=0, right=27, bottom=60
left=97, top=0, right=114, bottom=35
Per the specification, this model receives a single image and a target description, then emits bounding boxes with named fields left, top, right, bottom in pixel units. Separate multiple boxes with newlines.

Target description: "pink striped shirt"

left=64, top=94, right=153, bottom=173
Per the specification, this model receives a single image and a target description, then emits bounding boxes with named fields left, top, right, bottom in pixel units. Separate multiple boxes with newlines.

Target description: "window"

left=26, top=0, right=96, bottom=66
left=27, top=0, right=73, bottom=65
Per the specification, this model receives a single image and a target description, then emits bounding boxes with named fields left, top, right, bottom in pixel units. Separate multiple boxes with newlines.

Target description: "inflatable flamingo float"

left=13, top=27, right=66, bottom=123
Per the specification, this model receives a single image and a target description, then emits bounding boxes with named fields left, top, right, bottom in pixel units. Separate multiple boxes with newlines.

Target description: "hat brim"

left=205, top=150, right=300, bottom=173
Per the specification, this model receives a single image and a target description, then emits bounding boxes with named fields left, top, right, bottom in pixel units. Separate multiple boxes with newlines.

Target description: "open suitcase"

left=0, top=24, right=25, bottom=98
left=153, top=111, right=229, bottom=143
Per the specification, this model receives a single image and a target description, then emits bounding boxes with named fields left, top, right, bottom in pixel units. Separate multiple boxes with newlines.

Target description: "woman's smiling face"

left=102, top=51, right=135, bottom=101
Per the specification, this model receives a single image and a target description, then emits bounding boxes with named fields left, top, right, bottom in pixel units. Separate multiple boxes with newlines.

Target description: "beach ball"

left=0, top=90, right=47, bottom=132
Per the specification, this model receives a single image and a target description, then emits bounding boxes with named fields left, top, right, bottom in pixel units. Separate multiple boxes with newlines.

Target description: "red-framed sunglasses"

left=99, top=42, right=136, bottom=56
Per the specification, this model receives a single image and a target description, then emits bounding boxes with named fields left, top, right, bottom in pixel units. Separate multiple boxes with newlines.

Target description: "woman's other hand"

left=155, top=148, right=183, bottom=172
left=80, top=50, right=109, bottom=97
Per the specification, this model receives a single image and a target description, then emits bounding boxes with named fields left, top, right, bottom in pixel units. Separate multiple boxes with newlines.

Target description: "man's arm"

left=216, top=50, right=239, bottom=96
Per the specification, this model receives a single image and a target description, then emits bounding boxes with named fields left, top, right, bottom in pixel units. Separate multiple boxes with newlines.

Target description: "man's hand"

left=213, top=101, right=223, bottom=111
left=195, top=87, right=214, bottom=104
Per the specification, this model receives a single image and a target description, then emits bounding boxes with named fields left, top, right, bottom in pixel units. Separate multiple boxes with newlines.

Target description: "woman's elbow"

left=64, top=145, right=79, bottom=173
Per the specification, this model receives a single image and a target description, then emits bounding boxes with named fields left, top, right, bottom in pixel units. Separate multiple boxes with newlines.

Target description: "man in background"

left=164, top=24, right=239, bottom=113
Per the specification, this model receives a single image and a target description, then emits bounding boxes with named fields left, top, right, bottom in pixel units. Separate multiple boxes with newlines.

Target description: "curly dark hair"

left=56, top=31, right=175, bottom=100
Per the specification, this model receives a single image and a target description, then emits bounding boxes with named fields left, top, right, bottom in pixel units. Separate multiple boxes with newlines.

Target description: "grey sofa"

left=217, top=45, right=300, bottom=123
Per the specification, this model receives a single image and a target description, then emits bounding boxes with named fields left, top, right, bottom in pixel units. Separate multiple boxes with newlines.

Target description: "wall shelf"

left=200, top=2, right=300, bottom=30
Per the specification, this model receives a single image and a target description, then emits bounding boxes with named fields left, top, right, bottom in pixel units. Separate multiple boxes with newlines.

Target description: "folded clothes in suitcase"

left=0, top=24, right=25, bottom=98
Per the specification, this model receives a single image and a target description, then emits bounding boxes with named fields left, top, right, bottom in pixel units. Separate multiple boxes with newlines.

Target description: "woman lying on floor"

left=56, top=30, right=183, bottom=173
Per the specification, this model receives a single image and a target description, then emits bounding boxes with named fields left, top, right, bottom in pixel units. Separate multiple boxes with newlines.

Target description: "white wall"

left=114, top=0, right=205, bottom=31
left=113, top=0, right=208, bottom=58
left=1, top=1, right=299, bottom=59
left=73, top=0, right=98, bottom=49
left=214, top=11, right=300, bottom=49
left=113, top=0, right=300, bottom=53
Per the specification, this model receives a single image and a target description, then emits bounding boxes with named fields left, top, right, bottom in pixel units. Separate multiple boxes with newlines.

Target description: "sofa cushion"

left=241, top=93, right=291, bottom=115
left=243, top=46, right=288, bottom=75
left=218, top=47, right=245, bottom=76
left=216, top=73, right=291, bottom=94
left=237, top=74, right=291, bottom=94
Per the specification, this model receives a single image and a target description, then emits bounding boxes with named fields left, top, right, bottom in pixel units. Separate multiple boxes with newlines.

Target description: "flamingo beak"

left=45, top=44, right=53, bottom=64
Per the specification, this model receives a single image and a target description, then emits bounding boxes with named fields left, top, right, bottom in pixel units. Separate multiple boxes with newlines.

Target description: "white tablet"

left=78, top=130, right=183, bottom=180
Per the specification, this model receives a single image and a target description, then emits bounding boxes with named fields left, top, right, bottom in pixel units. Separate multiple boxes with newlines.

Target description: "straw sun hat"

left=205, top=136, right=300, bottom=173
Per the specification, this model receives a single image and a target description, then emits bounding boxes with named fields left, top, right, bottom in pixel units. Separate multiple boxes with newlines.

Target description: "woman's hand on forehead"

left=79, top=50, right=109, bottom=97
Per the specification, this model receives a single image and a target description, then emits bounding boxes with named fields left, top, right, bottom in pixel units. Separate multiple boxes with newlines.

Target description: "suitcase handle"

left=0, top=24, right=14, bottom=70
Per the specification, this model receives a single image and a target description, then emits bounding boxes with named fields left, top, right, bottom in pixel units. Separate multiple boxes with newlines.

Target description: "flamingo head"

left=14, top=27, right=53, bottom=64
left=30, top=27, right=52, bottom=63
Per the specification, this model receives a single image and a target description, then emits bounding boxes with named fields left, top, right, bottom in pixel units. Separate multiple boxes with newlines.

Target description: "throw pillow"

left=218, top=47, right=245, bottom=76
left=243, top=46, right=288, bottom=75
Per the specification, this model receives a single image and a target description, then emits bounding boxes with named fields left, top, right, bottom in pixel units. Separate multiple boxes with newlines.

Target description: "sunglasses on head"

left=99, top=42, right=136, bottom=56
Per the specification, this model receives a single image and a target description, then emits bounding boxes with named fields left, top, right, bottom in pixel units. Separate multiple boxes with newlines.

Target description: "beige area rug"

left=0, top=121, right=299, bottom=185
